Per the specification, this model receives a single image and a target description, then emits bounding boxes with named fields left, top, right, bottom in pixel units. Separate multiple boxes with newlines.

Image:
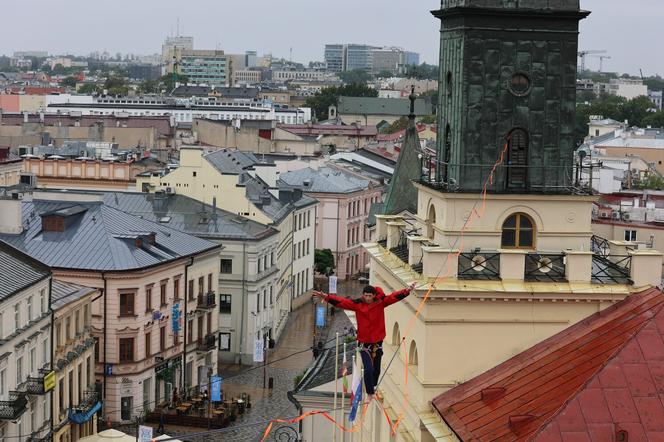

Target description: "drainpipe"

left=238, top=242, right=247, bottom=365
left=48, top=274, right=53, bottom=436
left=101, top=272, right=108, bottom=415
left=290, top=211, right=295, bottom=313
left=182, top=257, right=194, bottom=392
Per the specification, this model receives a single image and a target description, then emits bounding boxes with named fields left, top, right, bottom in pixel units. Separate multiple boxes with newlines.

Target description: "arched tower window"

left=427, top=205, right=436, bottom=239
left=392, top=323, right=401, bottom=346
left=501, top=213, right=535, bottom=249
left=446, top=71, right=453, bottom=97
left=408, top=341, right=419, bottom=366
left=443, top=124, right=452, bottom=182
left=506, top=128, right=529, bottom=190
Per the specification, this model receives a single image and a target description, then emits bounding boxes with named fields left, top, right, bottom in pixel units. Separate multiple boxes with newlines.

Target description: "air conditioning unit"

left=622, top=213, right=631, bottom=221
left=165, top=187, right=174, bottom=195
left=600, top=212, right=609, bottom=219
left=611, top=212, right=620, bottom=220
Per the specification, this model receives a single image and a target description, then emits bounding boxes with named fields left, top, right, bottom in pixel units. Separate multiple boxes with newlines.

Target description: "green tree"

left=304, top=84, right=378, bottom=121
left=139, top=79, right=159, bottom=94
left=418, top=115, right=437, bottom=124
left=314, top=249, right=336, bottom=276
left=642, top=111, right=664, bottom=128
left=77, top=83, right=100, bottom=94
left=384, top=116, right=409, bottom=134
left=61, top=76, right=78, bottom=88
left=338, top=69, right=372, bottom=85
left=405, top=63, right=439, bottom=80
left=159, top=73, right=189, bottom=93
left=621, top=95, right=656, bottom=128
left=376, top=70, right=394, bottom=79
left=633, top=174, right=664, bottom=190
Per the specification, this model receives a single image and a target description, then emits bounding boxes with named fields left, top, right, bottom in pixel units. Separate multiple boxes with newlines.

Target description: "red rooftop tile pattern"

left=431, top=287, right=664, bottom=442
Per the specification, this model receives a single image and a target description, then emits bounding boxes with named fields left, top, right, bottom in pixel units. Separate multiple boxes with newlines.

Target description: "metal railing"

left=458, top=252, right=501, bottom=280
left=196, top=292, right=216, bottom=310
left=71, top=390, right=100, bottom=414
left=0, top=391, right=27, bottom=420
left=591, top=235, right=610, bottom=257
left=524, top=253, right=567, bottom=282
left=196, top=334, right=216, bottom=353
left=592, top=254, right=632, bottom=285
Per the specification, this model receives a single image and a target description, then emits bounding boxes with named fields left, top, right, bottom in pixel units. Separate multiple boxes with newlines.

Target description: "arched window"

left=392, top=323, right=401, bottom=346
left=507, top=128, right=529, bottom=189
left=446, top=71, right=453, bottom=97
left=443, top=124, right=452, bottom=182
left=501, top=213, right=535, bottom=249
left=427, top=205, right=436, bottom=239
left=408, top=341, right=418, bottom=366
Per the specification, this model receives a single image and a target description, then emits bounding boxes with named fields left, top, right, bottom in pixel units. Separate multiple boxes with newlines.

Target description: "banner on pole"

left=316, top=306, right=326, bottom=327
left=329, top=276, right=338, bottom=294
left=211, top=375, right=222, bottom=402
left=253, top=339, right=264, bottom=363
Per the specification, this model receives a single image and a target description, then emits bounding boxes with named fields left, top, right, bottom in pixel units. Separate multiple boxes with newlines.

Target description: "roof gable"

left=432, top=287, right=664, bottom=441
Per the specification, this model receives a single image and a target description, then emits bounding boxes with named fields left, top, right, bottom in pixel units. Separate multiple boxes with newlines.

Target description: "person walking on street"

left=313, top=282, right=416, bottom=400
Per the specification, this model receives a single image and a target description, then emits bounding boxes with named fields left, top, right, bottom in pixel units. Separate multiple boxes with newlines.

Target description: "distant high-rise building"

left=245, top=50, right=258, bottom=68
left=177, top=50, right=232, bottom=86
left=162, top=35, right=194, bottom=63
left=13, top=50, right=48, bottom=58
left=324, top=44, right=420, bottom=74
left=324, top=44, right=345, bottom=72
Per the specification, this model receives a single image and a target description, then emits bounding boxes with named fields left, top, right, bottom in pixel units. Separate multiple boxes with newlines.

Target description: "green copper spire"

left=383, top=87, right=422, bottom=215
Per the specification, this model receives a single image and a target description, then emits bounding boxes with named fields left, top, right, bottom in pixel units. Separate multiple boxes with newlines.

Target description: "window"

left=120, top=293, right=135, bottom=316
left=207, top=273, right=213, bottom=293
left=269, top=287, right=273, bottom=305
left=256, top=292, right=260, bottom=313
left=392, top=322, right=401, bottom=346
left=174, top=278, right=180, bottom=300
left=501, top=213, right=535, bottom=249
left=16, top=356, right=22, bottom=384
left=160, top=283, right=167, bottom=306
left=408, top=341, right=419, bottom=366
left=263, top=290, right=267, bottom=309
left=75, top=311, right=80, bottom=335
left=84, top=305, right=89, bottom=328
left=625, top=230, right=637, bottom=241
left=66, top=317, right=71, bottom=341
left=188, top=280, right=194, bottom=301
left=14, top=303, right=20, bottom=330
left=446, top=71, right=453, bottom=96
left=0, top=368, right=5, bottom=397
left=188, top=320, right=193, bottom=343
left=29, top=347, right=35, bottom=374
left=40, top=289, right=45, bottom=314
left=145, top=287, right=152, bottom=312
left=509, top=72, right=531, bottom=96
left=94, top=337, right=100, bottom=362
left=506, top=129, right=529, bottom=189
left=145, top=332, right=151, bottom=357
left=198, top=277, right=204, bottom=296
left=220, top=259, right=233, bottom=274
left=160, top=327, right=166, bottom=351
left=27, top=296, right=32, bottom=321
left=219, top=295, right=232, bottom=314
left=119, top=338, right=134, bottom=363
left=121, top=397, right=133, bottom=421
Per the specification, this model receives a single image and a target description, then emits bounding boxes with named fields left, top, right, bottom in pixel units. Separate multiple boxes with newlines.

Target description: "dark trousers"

left=359, top=342, right=383, bottom=395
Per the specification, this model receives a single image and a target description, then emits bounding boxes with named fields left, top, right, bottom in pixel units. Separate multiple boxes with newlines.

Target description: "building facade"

left=0, top=241, right=53, bottom=442
left=0, top=191, right=221, bottom=424
left=51, top=281, right=99, bottom=442
left=176, top=50, right=232, bottom=86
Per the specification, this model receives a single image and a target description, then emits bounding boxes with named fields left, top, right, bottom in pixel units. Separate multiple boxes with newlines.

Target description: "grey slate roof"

left=0, top=240, right=50, bottom=301
left=51, top=280, right=96, bottom=310
left=244, top=174, right=318, bottom=223
left=338, top=96, right=431, bottom=117
left=203, top=148, right=262, bottom=175
left=383, top=114, right=421, bottom=215
left=100, top=191, right=277, bottom=241
left=279, top=167, right=369, bottom=194
left=0, top=199, right=220, bottom=272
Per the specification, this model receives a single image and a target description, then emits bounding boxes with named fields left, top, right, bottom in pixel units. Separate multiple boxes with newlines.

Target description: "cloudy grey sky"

left=1, top=0, right=660, bottom=76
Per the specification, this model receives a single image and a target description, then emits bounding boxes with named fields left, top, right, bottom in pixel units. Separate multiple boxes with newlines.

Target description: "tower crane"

left=577, top=50, right=607, bottom=71
left=587, top=54, right=611, bottom=72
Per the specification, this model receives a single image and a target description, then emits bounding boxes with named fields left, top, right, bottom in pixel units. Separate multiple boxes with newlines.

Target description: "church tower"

left=433, top=0, right=589, bottom=193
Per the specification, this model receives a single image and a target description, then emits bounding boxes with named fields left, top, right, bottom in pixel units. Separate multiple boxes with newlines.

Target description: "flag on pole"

left=349, top=355, right=362, bottom=422
left=341, top=343, right=349, bottom=394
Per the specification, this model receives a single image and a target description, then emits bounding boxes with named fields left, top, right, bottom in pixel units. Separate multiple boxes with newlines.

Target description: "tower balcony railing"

left=524, top=253, right=567, bottom=283
left=0, top=391, right=28, bottom=420
left=458, top=252, right=501, bottom=280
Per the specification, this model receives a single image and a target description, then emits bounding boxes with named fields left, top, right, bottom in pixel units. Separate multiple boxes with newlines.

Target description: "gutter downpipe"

left=48, top=274, right=54, bottom=436
left=239, top=242, right=247, bottom=365
left=182, top=257, right=194, bottom=392
left=101, top=272, right=108, bottom=416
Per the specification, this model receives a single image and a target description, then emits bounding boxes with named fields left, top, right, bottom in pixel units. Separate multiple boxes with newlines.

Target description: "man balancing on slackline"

left=313, top=282, right=416, bottom=400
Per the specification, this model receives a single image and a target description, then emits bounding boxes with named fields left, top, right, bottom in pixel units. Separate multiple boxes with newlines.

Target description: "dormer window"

left=42, top=216, right=64, bottom=232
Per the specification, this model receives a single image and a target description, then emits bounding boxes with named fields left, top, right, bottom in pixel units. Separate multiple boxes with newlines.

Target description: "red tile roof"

left=431, top=287, right=664, bottom=442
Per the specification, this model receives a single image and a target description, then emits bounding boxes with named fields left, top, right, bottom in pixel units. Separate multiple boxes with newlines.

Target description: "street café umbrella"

left=78, top=429, right=183, bottom=442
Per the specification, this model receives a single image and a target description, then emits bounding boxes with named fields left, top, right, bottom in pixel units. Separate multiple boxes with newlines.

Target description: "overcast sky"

left=1, top=0, right=660, bottom=76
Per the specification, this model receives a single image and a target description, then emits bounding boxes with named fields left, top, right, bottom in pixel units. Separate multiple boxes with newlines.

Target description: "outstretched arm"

left=383, top=283, right=417, bottom=307
left=312, top=291, right=359, bottom=311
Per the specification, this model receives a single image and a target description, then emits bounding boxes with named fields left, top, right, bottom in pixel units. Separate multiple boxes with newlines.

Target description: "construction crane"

left=577, top=50, right=607, bottom=71
left=587, top=54, right=611, bottom=72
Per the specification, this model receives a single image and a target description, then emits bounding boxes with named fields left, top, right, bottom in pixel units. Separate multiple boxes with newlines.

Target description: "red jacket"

left=324, top=288, right=410, bottom=344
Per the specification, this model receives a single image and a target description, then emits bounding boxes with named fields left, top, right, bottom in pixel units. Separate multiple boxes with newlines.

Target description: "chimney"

left=23, top=111, right=29, bottom=123
left=0, top=192, right=24, bottom=234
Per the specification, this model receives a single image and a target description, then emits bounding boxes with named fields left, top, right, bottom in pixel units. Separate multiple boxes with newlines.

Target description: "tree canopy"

left=338, top=69, right=372, bottom=85
left=405, top=63, right=439, bottom=80
left=314, top=249, right=336, bottom=276
left=304, top=84, right=378, bottom=121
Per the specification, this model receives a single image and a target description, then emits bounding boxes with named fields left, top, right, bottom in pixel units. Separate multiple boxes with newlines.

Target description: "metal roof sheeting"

left=0, top=241, right=50, bottom=301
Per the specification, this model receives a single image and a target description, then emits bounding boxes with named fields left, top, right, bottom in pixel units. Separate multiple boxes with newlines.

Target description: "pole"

left=341, top=341, right=346, bottom=439
left=207, top=369, right=212, bottom=430
left=359, top=365, right=364, bottom=442
left=263, top=339, right=268, bottom=389
left=333, top=332, right=339, bottom=442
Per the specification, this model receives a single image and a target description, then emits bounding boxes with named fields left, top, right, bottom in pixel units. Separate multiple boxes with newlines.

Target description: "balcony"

left=0, top=391, right=28, bottom=420
left=69, top=390, right=102, bottom=424
left=524, top=253, right=567, bottom=283
left=196, top=334, right=216, bottom=353
left=196, top=292, right=216, bottom=311
left=20, top=367, right=53, bottom=395
left=26, top=419, right=51, bottom=442
left=458, top=252, right=501, bottom=280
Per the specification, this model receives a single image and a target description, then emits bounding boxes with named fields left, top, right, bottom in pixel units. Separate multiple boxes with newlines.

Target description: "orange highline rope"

left=260, top=140, right=510, bottom=441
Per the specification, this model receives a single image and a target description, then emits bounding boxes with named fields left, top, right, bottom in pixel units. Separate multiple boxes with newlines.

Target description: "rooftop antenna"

left=290, top=47, right=293, bottom=63
left=176, top=18, right=180, bottom=37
